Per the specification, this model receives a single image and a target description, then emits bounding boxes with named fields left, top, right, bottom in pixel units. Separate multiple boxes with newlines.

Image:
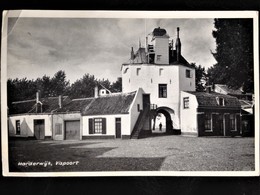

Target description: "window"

left=216, top=97, right=225, bottom=106
left=123, top=67, right=129, bottom=74
left=158, top=84, right=167, bottom=98
left=205, top=113, right=212, bottom=131
left=55, top=123, right=62, bottom=135
left=16, top=120, right=21, bottom=135
left=157, top=55, right=162, bottom=61
left=159, top=68, right=163, bottom=76
left=186, top=69, right=191, bottom=78
left=230, top=114, right=236, bottom=131
left=136, top=68, right=141, bottom=76
left=183, top=97, right=189, bottom=109
left=94, top=118, right=103, bottom=134
left=137, top=104, right=140, bottom=112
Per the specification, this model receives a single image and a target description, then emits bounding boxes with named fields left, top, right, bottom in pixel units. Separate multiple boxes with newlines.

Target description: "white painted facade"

left=8, top=114, right=52, bottom=137
left=82, top=114, right=130, bottom=137
left=153, top=36, right=169, bottom=64
left=180, top=91, right=198, bottom=135
left=122, top=64, right=195, bottom=129
left=82, top=88, right=144, bottom=137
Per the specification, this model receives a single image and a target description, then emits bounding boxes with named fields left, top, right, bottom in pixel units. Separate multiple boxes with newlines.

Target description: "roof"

left=169, top=50, right=192, bottom=67
left=123, top=48, right=193, bottom=68
left=215, top=84, right=252, bottom=95
left=82, top=91, right=136, bottom=116
left=56, top=98, right=94, bottom=113
left=239, top=100, right=253, bottom=109
left=133, top=48, right=147, bottom=64
left=152, top=27, right=167, bottom=37
left=9, top=96, right=70, bottom=115
left=184, top=91, right=241, bottom=108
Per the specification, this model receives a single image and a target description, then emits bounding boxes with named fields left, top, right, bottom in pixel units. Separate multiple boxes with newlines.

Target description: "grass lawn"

left=8, top=135, right=255, bottom=172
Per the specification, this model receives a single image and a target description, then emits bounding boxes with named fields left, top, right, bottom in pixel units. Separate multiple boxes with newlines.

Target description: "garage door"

left=65, top=120, right=80, bottom=140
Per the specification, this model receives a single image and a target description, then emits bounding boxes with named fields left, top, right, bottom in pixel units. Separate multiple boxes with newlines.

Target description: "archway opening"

left=151, top=107, right=174, bottom=135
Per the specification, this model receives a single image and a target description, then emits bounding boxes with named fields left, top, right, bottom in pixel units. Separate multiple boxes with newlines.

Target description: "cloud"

left=7, top=17, right=217, bottom=83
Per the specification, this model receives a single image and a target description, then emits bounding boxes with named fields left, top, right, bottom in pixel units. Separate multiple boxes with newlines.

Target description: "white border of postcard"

left=1, top=10, right=259, bottom=177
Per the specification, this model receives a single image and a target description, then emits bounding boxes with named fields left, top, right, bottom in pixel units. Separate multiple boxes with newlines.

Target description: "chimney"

left=94, top=86, right=99, bottom=98
left=175, top=27, right=181, bottom=62
left=36, top=91, right=40, bottom=103
left=130, top=47, right=134, bottom=62
left=171, top=39, right=174, bottom=57
left=58, top=95, right=63, bottom=108
left=206, top=86, right=212, bottom=93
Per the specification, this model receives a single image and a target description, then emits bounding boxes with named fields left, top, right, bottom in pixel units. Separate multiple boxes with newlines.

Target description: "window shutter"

left=197, top=113, right=205, bottom=136
left=225, top=114, right=230, bottom=136
left=211, top=113, right=217, bottom=132
left=236, top=114, right=241, bottom=133
left=89, top=118, right=93, bottom=134
left=102, top=118, right=106, bottom=134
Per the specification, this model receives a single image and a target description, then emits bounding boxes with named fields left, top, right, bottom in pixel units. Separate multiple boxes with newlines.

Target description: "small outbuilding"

left=8, top=94, right=70, bottom=139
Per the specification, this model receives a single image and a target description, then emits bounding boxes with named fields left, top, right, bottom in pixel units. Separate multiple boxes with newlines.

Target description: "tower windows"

left=159, top=68, right=163, bottom=76
left=158, top=84, right=167, bottom=98
left=157, top=55, right=162, bottom=62
left=186, top=69, right=191, bottom=78
left=183, top=97, right=189, bottom=109
left=136, top=68, right=141, bottom=76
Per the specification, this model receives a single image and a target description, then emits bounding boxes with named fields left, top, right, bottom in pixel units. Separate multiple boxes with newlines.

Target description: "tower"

left=121, top=27, right=196, bottom=131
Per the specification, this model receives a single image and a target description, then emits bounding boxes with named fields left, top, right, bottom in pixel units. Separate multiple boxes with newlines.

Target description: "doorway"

left=34, top=119, right=45, bottom=140
left=115, top=118, right=121, bottom=138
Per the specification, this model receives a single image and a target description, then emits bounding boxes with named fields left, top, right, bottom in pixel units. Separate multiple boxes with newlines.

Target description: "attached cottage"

left=181, top=91, right=241, bottom=136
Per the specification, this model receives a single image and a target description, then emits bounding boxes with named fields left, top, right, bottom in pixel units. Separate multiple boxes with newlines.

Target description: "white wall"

left=122, top=64, right=196, bottom=129
left=9, top=114, right=52, bottom=137
left=82, top=114, right=130, bottom=136
left=129, top=88, right=144, bottom=134
left=52, top=113, right=81, bottom=140
left=180, top=91, right=198, bottom=134
left=154, top=37, right=169, bottom=64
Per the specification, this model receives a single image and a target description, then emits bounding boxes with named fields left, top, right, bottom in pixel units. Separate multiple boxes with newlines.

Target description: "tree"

left=209, top=19, right=254, bottom=93
left=110, top=77, right=122, bottom=93
left=50, top=70, right=70, bottom=96
left=68, top=73, right=97, bottom=99
left=191, top=63, right=207, bottom=92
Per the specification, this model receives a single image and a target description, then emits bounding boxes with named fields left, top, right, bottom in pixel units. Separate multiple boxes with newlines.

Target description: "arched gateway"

left=151, top=106, right=178, bottom=135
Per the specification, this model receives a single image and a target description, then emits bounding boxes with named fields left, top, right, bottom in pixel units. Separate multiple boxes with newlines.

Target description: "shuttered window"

left=230, top=114, right=236, bottom=131
left=89, top=118, right=106, bottom=134
left=205, top=113, right=212, bottom=130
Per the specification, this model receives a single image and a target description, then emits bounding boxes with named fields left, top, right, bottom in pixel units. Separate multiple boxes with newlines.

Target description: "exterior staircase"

left=131, top=107, right=150, bottom=139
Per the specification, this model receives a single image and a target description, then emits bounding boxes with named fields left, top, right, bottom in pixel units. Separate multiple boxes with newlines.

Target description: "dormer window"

left=216, top=97, right=225, bottom=106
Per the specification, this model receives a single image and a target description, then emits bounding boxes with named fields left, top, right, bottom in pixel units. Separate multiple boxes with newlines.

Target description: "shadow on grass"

left=8, top=140, right=165, bottom=172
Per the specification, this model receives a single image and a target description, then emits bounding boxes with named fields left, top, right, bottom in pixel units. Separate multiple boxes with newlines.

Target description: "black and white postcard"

left=1, top=10, right=259, bottom=176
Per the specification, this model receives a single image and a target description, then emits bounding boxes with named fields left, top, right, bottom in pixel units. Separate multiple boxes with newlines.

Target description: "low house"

left=180, top=91, right=241, bottom=136
left=81, top=88, right=144, bottom=139
left=8, top=93, right=70, bottom=139
left=213, top=84, right=254, bottom=136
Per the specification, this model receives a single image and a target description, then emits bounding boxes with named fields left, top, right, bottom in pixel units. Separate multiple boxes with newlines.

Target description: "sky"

left=7, top=17, right=217, bottom=83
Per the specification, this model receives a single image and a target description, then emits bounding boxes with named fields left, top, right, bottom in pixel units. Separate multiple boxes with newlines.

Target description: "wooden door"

left=115, top=118, right=121, bottom=138
left=34, top=119, right=45, bottom=140
left=65, top=120, right=80, bottom=140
